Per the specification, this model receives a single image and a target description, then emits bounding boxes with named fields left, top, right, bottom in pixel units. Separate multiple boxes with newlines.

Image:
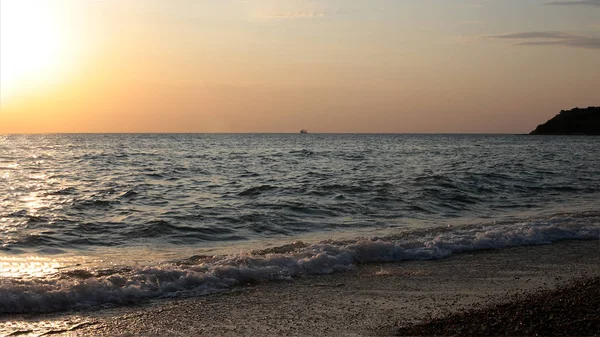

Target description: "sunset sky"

left=0, top=0, right=598, bottom=133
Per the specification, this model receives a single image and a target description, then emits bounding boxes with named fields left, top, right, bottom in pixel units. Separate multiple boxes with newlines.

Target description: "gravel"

left=397, top=276, right=600, bottom=336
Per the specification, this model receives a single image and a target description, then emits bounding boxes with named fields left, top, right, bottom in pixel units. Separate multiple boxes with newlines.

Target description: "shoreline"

left=2, top=239, right=598, bottom=336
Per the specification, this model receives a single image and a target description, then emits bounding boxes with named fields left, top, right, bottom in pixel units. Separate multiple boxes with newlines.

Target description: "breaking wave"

left=1, top=212, right=598, bottom=313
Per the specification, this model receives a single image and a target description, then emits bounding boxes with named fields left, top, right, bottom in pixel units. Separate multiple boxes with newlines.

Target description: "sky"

left=0, top=0, right=598, bottom=133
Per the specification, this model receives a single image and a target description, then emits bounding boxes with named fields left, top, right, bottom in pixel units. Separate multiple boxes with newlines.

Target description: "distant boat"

left=300, top=129, right=308, bottom=134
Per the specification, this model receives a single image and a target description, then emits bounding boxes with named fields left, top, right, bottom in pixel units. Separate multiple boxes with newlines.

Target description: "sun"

left=0, top=0, right=70, bottom=100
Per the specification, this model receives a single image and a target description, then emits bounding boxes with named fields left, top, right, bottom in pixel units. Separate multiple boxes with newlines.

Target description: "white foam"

left=0, top=213, right=598, bottom=313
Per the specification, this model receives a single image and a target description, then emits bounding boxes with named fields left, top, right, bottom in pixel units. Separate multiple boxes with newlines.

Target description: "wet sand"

left=2, top=240, right=599, bottom=336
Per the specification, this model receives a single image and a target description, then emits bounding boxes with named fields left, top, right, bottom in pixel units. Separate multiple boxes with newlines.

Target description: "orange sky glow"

left=0, top=0, right=598, bottom=133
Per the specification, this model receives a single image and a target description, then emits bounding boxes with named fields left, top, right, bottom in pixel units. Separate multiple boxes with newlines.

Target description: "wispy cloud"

left=460, top=20, right=484, bottom=25
left=491, top=31, right=600, bottom=49
left=251, top=0, right=340, bottom=20
left=262, top=11, right=328, bottom=19
left=546, top=0, right=600, bottom=7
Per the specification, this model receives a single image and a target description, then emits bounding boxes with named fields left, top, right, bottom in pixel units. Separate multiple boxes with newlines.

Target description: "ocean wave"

left=238, top=185, right=276, bottom=196
left=3, top=135, right=600, bottom=257
left=124, top=220, right=238, bottom=240
left=46, top=187, right=77, bottom=196
left=1, top=213, right=598, bottom=313
left=289, top=149, right=315, bottom=156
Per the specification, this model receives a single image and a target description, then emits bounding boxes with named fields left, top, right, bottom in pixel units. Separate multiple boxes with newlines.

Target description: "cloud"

left=262, top=11, right=328, bottom=19
left=491, top=31, right=600, bottom=49
left=494, top=31, right=567, bottom=39
left=546, top=0, right=600, bottom=7
left=460, top=20, right=484, bottom=25
left=251, top=0, right=339, bottom=20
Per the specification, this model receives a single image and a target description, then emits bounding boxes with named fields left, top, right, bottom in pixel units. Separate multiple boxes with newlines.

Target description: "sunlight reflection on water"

left=1, top=134, right=600, bottom=259
left=0, top=256, right=61, bottom=278
left=0, top=317, right=95, bottom=337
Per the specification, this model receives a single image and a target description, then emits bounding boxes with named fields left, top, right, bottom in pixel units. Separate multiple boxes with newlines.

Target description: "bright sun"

left=0, top=0, right=70, bottom=100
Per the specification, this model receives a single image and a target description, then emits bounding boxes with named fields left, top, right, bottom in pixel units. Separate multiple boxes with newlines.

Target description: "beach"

left=3, top=239, right=598, bottom=336
left=397, top=275, right=600, bottom=336
left=1, top=135, right=599, bottom=336
left=2, top=0, right=600, bottom=334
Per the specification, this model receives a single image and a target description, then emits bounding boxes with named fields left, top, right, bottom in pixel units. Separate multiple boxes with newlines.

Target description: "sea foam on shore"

left=0, top=212, right=598, bottom=313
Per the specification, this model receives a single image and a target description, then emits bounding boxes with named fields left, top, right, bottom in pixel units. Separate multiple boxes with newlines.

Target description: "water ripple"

left=0, top=134, right=599, bottom=252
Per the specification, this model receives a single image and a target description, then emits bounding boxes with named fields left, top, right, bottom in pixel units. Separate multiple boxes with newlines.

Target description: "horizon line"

left=0, top=132, right=528, bottom=135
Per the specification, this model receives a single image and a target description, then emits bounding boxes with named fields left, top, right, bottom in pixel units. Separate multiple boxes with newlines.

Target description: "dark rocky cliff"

left=530, top=107, right=600, bottom=135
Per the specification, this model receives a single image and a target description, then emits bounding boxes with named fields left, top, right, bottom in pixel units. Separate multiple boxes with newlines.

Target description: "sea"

left=0, top=133, right=599, bottom=314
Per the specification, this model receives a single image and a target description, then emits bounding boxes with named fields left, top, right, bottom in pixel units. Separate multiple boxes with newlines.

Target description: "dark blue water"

left=0, top=134, right=599, bottom=313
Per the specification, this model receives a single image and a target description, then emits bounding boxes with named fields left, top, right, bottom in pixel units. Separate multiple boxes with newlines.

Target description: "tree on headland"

left=530, top=107, right=600, bottom=135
